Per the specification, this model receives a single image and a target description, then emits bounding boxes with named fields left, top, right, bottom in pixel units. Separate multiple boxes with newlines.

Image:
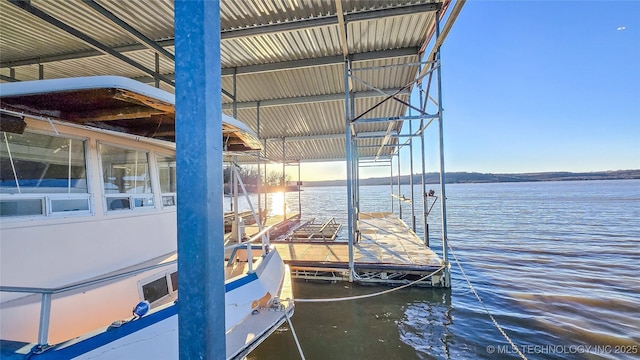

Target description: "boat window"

left=141, top=276, right=170, bottom=304
left=0, top=198, right=43, bottom=217
left=138, top=270, right=178, bottom=306
left=157, top=154, right=176, bottom=207
left=0, top=131, right=90, bottom=217
left=170, top=271, right=178, bottom=292
left=99, top=144, right=155, bottom=211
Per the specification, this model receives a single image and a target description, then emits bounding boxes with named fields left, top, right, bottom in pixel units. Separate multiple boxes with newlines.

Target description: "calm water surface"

left=231, top=180, right=640, bottom=359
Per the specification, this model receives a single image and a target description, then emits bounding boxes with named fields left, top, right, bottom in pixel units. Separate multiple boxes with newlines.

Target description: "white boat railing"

left=1, top=226, right=274, bottom=349
left=0, top=260, right=177, bottom=348
left=224, top=225, right=272, bottom=274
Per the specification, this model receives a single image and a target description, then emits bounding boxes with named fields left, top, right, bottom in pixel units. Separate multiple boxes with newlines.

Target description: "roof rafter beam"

left=2, top=42, right=417, bottom=76
left=0, top=74, right=19, bottom=82
left=81, top=0, right=175, bottom=62
left=335, top=0, right=349, bottom=58
left=6, top=0, right=174, bottom=87
left=222, top=48, right=419, bottom=75
left=221, top=2, right=440, bottom=40
left=126, top=48, right=419, bottom=83
left=0, top=39, right=176, bottom=68
left=0, top=0, right=436, bottom=69
left=220, top=87, right=409, bottom=110
left=420, top=0, right=466, bottom=74
left=262, top=130, right=401, bottom=142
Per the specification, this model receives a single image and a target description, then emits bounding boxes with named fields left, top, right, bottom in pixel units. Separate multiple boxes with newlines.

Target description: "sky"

left=293, top=0, right=640, bottom=182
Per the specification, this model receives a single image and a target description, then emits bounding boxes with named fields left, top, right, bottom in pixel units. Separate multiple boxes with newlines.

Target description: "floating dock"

left=272, top=212, right=446, bottom=287
left=288, top=217, right=342, bottom=242
left=225, top=213, right=301, bottom=246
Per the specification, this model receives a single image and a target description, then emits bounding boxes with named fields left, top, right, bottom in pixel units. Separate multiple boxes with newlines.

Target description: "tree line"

left=223, top=165, right=291, bottom=187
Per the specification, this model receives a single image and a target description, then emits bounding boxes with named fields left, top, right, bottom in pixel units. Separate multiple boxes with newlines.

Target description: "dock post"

left=420, top=117, right=428, bottom=247
left=352, top=92, right=360, bottom=213
left=175, top=0, right=226, bottom=358
left=282, top=137, right=287, bottom=220
left=345, top=57, right=355, bottom=282
left=233, top=156, right=240, bottom=243
left=297, top=160, right=302, bottom=218
left=409, top=114, right=416, bottom=232
left=263, top=139, right=268, bottom=226
left=390, top=161, right=394, bottom=213
left=397, top=153, right=402, bottom=219
left=257, top=101, right=262, bottom=226
left=435, top=10, right=451, bottom=287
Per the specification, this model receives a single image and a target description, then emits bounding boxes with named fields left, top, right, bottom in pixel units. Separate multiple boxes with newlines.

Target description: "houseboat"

left=0, top=76, right=293, bottom=359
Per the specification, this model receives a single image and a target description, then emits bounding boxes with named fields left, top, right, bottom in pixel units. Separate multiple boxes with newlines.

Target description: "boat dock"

left=272, top=212, right=446, bottom=287
left=227, top=211, right=446, bottom=287
left=288, top=217, right=342, bottom=242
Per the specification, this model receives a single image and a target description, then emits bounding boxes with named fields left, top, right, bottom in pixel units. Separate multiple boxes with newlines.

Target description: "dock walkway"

left=273, top=212, right=446, bottom=287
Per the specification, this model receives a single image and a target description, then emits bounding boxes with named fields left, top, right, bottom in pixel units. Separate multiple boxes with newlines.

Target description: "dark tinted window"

left=170, top=271, right=178, bottom=292
left=142, top=277, right=169, bottom=303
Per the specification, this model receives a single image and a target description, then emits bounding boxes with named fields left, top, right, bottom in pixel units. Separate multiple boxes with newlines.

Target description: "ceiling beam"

left=6, top=0, right=174, bottom=86
left=222, top=48, right=419, bottom=76
left=0, top=74, right=19, bottom=82
left=263, top=130, right=399, bottom=142
left=421, top=0, right=466, bottom=72
left=220, top=87, right=409, bottom=110
left=0, top=1, right=436, bottom=69
left=0, top=39, right=175, bottom=68
left=127, top=48, right=418, bottom=84
left=335, top=0, right=349, bottom=58
left=82, top=0, right=175, bottom=62
left=2, top=43, right=416, bottom=74
left=220, top=2, right=440, bottom=40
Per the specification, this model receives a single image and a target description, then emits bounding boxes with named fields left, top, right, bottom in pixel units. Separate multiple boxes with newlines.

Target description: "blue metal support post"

left=175, top=1, right=226, bottom=358
left=435, top=11, right=451, bottom=287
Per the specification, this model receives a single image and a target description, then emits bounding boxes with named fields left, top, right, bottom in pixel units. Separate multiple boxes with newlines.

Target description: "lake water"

left=229, top=179, right=640, bottom=360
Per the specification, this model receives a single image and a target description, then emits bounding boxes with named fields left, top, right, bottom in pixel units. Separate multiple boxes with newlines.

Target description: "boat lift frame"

left=343, top=8, right=454, bottom=287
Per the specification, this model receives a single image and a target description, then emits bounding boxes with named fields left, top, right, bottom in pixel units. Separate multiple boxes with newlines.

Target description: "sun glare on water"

left=268, top=191, right=290, bottom=216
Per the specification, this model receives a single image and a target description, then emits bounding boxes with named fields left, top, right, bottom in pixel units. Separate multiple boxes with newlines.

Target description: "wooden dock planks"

left=272, top=212, right=445, bottom=286
left=356, top=212, right=442, bottom=267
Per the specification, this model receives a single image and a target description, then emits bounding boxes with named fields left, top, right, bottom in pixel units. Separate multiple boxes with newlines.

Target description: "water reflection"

left=268, top=191, right=289, bottom=216
left=398, top=289, right=454, bottom=360
left=249, top=283, right=454, bottom=360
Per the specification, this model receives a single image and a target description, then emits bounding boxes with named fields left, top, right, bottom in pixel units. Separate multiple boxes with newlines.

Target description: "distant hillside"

left=303, top=170, right=640, bottom=187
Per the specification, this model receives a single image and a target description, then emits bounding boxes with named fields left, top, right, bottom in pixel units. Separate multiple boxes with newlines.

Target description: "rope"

left=292, top=266, right=445, bottom=303
left=285, top=309, right=306, bottom=360
left=447, top=240, right=528, bottom=360
left=282, top=265, right=445, bottom=360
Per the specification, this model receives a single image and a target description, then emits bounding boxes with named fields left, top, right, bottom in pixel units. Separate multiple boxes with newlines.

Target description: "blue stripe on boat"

left=32, top=304, right=178, bottom=359
left=225, top=271, right=258, bottom=292
left=26, top=273, right=259, bottom=359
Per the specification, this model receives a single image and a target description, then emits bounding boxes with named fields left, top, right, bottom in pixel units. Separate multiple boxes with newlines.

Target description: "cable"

left=448, top=240, right=528, bottom=360
left=285, top=309, right=305, bottom=360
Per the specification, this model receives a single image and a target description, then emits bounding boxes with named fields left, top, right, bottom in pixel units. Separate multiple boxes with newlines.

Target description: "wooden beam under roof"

left=66, top=105, right=167, bottom=122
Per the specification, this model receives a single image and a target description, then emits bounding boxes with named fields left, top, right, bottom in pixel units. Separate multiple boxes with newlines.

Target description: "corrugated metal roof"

left=0, top=0, right=446, bottom=162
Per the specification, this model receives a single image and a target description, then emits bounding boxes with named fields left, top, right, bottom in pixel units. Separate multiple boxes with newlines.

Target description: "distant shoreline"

left=301, top=170, right=640, bottom=187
